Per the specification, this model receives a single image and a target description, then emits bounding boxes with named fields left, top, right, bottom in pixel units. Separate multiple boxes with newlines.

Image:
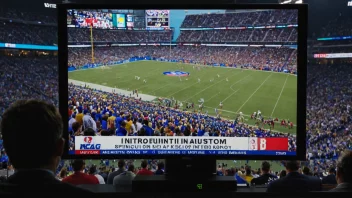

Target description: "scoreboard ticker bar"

left=71, top=136, right=293, bottom=156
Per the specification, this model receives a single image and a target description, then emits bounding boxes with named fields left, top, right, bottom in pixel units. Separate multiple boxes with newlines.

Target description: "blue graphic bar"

left=70, top=150, right=296, bottom=156
left=0, top=43, right=58, bottom=50
left=317, top=36, right=352, bottom=41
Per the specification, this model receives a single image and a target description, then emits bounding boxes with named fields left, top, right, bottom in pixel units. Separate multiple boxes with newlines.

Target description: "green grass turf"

left=69, top=61, right=297, bottom=134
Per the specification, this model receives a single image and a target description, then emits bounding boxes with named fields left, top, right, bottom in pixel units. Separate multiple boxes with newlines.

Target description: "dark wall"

left=306, top=0, right=352, bottom=37
left=3, top=0, right=352, bottom=37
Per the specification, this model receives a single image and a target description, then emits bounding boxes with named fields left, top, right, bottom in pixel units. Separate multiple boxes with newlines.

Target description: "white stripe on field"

left=205, top=92, right=220, bottom=103
left=150, top=82, right=173, bottom=93
left=167, top=81, right=200, bottom=98
left=236, top=73, right=273, bottom=113
left=183, top=72, right=243, bottom=101
left=270, top=74, right=289, bottom=117
left=168, top=69, right=232, bottom=98
left=200, top=105, right=297, bottom=127
left=222, top=89, right=240, bottom=103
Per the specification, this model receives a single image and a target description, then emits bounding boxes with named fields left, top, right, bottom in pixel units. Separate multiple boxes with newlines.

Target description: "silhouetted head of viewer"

left=72, top=159, right=85, bottom=172
left=284, top=160, right=300, bottom=173
left=336, top=150, right=352, bottom=184
left=303, top=166, right=312, bottom=176
left=0, top=100, right=64, bottom=172
left=261, top=161, right=271, bottom=174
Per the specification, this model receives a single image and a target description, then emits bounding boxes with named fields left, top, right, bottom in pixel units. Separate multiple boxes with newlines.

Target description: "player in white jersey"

left=253, top=111, right=257, bottom=119
left=199, top=103, right=203, bottom=112
left=198, top=78, right=201, bottom=83
left=226, top=78, right=228, bottom=82
left=238, top=112, right=244, bottom=123
left=257, top=110, right=261, bottom=117
left=219, top=102, right=223, bottom=109
left=217, top=74, right=220, bottom=78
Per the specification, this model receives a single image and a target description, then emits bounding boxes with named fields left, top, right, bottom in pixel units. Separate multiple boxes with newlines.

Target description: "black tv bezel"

left=58, top=3, right=308, bottom=160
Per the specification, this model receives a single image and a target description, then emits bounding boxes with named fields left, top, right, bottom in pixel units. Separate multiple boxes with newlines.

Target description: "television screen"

left=146, top=10, right=170, bottom=28
left=115, top=14, right=126, bottom=28
left=60, top=5, right=306, bottom=159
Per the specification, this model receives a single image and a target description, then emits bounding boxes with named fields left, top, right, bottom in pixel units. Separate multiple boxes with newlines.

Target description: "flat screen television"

left=58, top=4, right=307, bottom=160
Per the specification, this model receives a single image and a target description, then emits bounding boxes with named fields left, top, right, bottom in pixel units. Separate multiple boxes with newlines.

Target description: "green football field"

left=69, top=61, right=297, bottom=134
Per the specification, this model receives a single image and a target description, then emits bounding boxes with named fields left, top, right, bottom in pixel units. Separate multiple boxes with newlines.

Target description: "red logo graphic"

left=84, top=137, right=93, bottom=143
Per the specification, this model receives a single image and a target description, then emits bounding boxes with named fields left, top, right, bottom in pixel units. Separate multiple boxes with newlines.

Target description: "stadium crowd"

left=0, top=56, right=58, bottom=117
left=305, top=65, right=352, bottom=170
left=0, top=17, right=298, bottom=45
left=0, top=7, right=57, bottom=24
left=68, top=46, right=297, bottom=73
left=319, top=13, right=352, bottom=38
left=177, top=28, right=297, bottom=43
left=68, top=28, right=173, bottom=43
left=67, top=28, right=297, bottom=43
left=181, top=10, right=298, bottom=28
left=0, top=22, right=57, bottom=45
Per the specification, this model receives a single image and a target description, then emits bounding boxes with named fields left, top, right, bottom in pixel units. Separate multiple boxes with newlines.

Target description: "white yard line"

left=134, top=83, right=150, bottom=91
left=270, top=74, right=289, bottom=117
left=183, top=72, right=242, bottom=101
left=150, top=82, right=174, bottom=93
left=116, top=67, right=162, bottom=84
left=220, top=74, right=251, bottom=103
left=167, top=68, right=231, bottom=98
left=201, top=105, right=297, bottom=127
left=68, top=79, right=157, bottom=101
left=166, top=81, right=200, bottom=98
left=205, top=92, right=220, bottom=103
left=221, top=89, right=240, bottom=103
left=235, top=73, right=273, bottom=113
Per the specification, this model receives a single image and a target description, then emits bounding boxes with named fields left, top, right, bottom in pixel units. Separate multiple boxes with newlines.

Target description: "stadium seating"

left=318, top=13, right=352, bottom=38
left=177, top=29, right=297, bottom=43
left=180, top=10, right=298, bottom=28
left=67, top=46, right=297, bottom=73
left=0, top=22, right=57, bottom=45
left=0, top=7, right=57, bottom=24
left=68, top=28, right=173, bottom=43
